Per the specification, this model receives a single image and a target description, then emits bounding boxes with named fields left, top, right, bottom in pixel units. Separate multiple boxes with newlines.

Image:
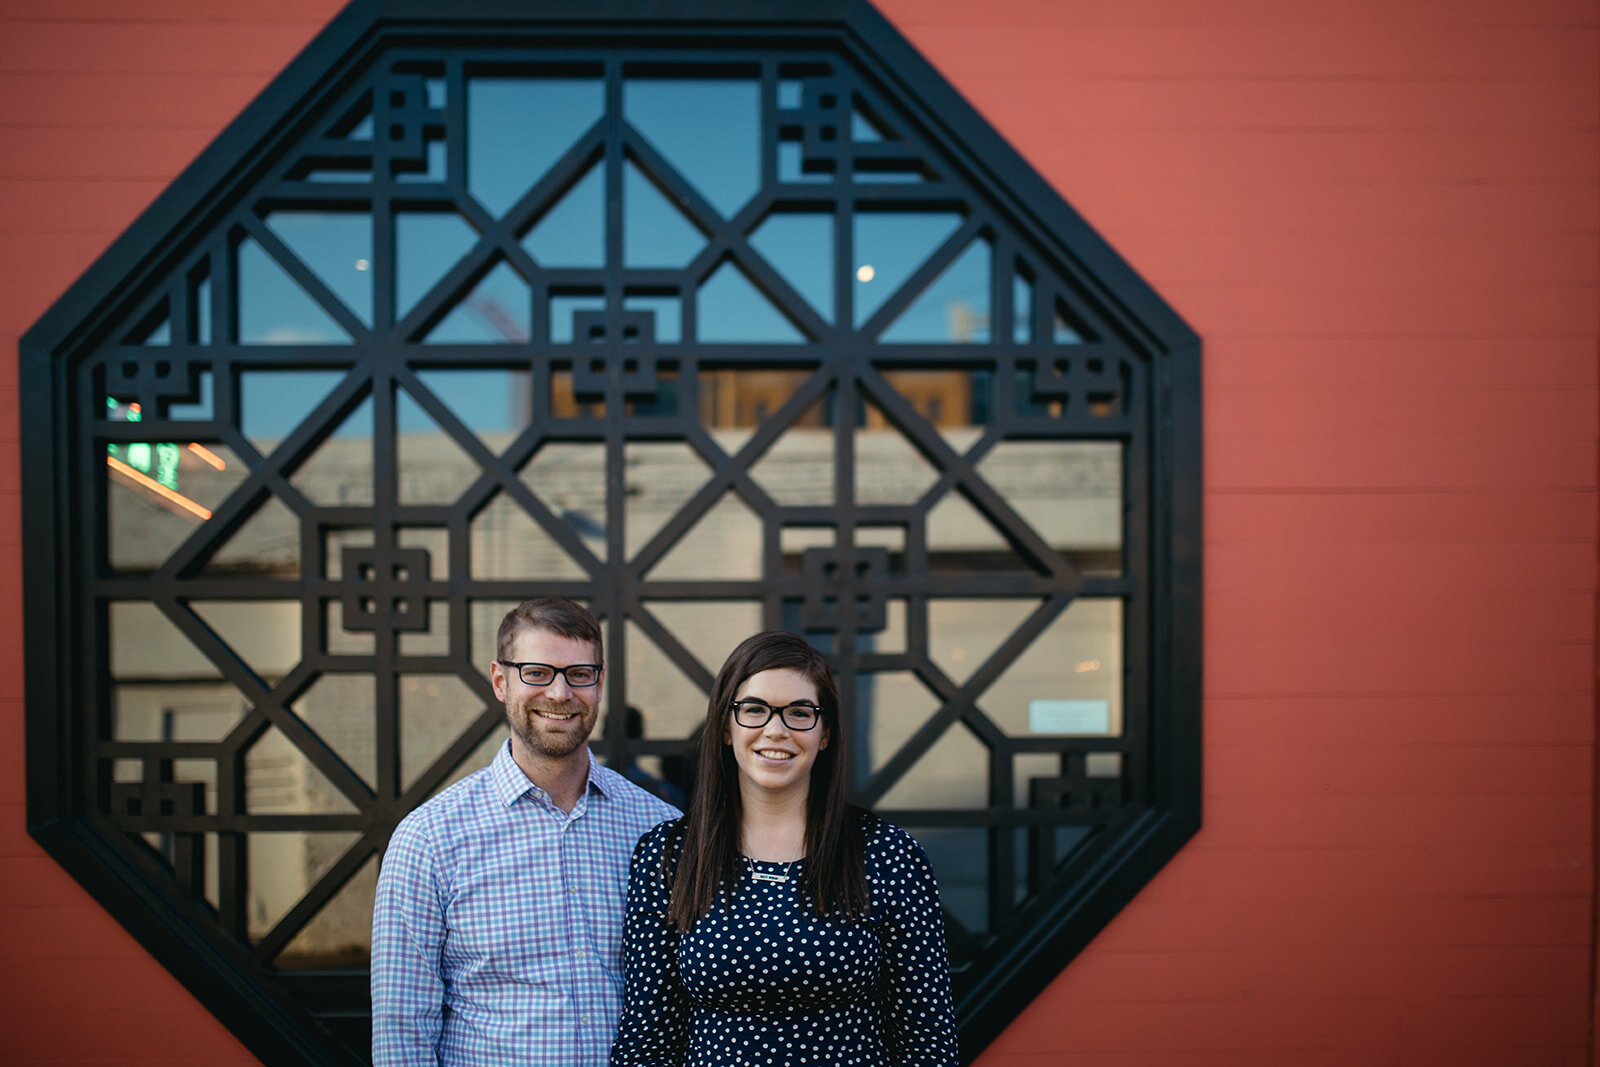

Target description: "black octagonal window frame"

left=21, top=2, right=1201, bottom=1064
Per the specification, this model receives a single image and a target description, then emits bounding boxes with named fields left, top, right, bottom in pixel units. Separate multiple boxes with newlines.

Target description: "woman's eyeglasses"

left=730, top=698, right=823, bottom=731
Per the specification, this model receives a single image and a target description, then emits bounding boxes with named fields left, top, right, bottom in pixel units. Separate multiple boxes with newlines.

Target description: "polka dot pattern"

left=612, top=813, right=959, bottom=1066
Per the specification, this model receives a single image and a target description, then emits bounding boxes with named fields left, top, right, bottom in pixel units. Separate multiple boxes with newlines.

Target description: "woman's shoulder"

left=853, top=808, right=927, bottom=862
left=633, top=815, right=687, bottom=861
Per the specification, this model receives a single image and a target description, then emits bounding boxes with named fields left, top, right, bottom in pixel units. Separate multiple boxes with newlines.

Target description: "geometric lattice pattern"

left=23, top=5, right=1201, bottom=1064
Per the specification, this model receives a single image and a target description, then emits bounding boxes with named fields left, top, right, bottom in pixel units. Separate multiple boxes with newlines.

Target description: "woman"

left=611, top=631, right=959, bottom=1066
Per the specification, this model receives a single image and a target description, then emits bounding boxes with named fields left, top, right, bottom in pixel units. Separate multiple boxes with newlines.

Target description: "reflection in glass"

left=111, top=683, right=245, bottom=745
left=638, top=600, right=763, bottom=683
left=976, top=441, right=1122, bottom=575
left=291, top=673, right=377, bottom=788
left=925, top=491, right=1032, bottom=573
left=856, top=669, right=936, bottom=774
left=245, top=728, right=362, bottom=814
left=625, top=621, right=708, bottom=741
left=106, top=441, right=251, bottom=575
left=624, top=441, right=710, bottom=560
left=916, top=828, right=988, bottom=936
left=426, top=262, right=531, bottom=344
left=524, top=163, right=604, bottom=267
left=201, top=495, right=300, bottom=578
left=289, top=396, right=375, bottom=507
left=624, top=78, right=759, bottom=218
left=1013, top=268, right=1033, bottom=343
left=395, top=387, right=485, bottom=506
left=877, top=721, right=986, bottom=810
left=855, top=394, right=939, bottom=506
left=625, top=161, right=705, bottom=268
left=239, top=370, right=346, bottom=451
left=853, top=212, right=962, bottom=328
left=522, top=442, right=607, bottom=564
left=468, top=78, right=603, bottom=218
left=413, top=368, right=530, bottom=442
left=245, top=830, right=359, bottom=944
left=264, top=212, right=373, bottom=326
left=469, top=491, right=590, bottom=581
left=237, top=237, right=352, bottom=345
left=697, top=262, right=804, bottom=343
left=399, top=674, right=483, bottom=789
left=395, top=212, right=479, bottom=321
left=745, top=388, right=834, bottom=506
left=749, top=211, right=834, bottom=323
left=189, top=600, right=300, bottom=683
left=982, top=599, right=1123, bottom=737
left=647, top=491, right=762, bottom=581
left=1054, top=299, right=1091, bottom=344
left=276, top=854, right=377, bottom=969
left=880, top=239, right=990, bottom=344
left=927, top=599, right=1042, bottom=686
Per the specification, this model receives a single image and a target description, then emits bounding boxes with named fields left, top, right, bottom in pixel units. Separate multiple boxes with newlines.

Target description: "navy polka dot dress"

left=610, top=814, right=959, bottom=1066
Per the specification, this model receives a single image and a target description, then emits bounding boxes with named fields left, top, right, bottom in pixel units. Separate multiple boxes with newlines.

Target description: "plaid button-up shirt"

left=372, top=741, right=679, bottom=1066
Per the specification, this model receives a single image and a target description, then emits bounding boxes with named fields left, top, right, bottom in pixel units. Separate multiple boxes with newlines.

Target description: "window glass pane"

left=624, top=78, right=759, bottom=218
left=625, top=161, right=706, bottom=268
left=749, top=211, right=834, bottom=324
left=524, top=163, right=605, bottom=267
left=853, top=212, right=963, bottom=328
left=395, top=212, right=479, bottom=321
left=880, top=239, right=990, bottom=344
left=468, top=78, right=603, bottom=218
left=982, top=599, right=1123, bottom=737
left=263, top=212, right=373, bottom=327
left=237, top=237, right=352, bottom=345
left=697, top=261, right=804, bottom=343
left=976, top=441, right=1123, bottom=575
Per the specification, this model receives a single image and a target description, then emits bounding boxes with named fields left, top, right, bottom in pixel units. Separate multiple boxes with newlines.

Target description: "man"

left=372, top=597, right=680, bottom=1066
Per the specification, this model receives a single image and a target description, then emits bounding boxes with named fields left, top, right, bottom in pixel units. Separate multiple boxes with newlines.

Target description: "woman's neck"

left=738, top=786, right=808, bottom=862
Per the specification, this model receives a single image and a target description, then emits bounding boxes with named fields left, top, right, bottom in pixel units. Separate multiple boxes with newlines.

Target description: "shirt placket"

left=555, top=791, right=602, bottom=1064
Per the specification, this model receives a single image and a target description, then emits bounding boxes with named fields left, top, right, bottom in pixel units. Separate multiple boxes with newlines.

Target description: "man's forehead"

left=506, top=625, right=601, bottom=662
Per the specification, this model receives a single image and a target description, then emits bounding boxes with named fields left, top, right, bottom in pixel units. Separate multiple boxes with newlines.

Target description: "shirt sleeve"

left=610, top=824, right=692, bottom=1067
left=371, top=815, right=448, bottom=1067
left=876, top=826, right=961, bottom=1067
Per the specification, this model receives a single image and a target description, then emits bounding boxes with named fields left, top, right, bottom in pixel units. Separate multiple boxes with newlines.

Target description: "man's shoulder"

left=390, top=764, right=500, bottom=842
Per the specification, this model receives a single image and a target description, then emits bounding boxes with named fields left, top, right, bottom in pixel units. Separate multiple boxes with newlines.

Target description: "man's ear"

left=490, top=660, right=509, bottom=702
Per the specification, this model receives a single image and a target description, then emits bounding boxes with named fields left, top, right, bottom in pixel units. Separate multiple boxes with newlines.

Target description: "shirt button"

left=575, top=949, right=585, bottom=958
left=581, top=1014, right=590, bottom=1025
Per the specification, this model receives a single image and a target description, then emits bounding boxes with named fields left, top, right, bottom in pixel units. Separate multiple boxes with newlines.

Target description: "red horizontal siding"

left=0, top=0, right=1593, bottom=1065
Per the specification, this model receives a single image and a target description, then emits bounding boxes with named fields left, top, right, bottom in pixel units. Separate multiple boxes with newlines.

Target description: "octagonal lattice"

left=22, top=3, right=1201, bottom=1064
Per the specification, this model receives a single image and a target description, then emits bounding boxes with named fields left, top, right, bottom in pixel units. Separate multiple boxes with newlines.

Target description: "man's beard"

left=507, top=697, right=595, bottom=760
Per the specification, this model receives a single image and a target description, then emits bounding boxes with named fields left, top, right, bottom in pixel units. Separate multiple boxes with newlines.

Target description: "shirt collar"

left=489, top=740, right=613, bottom=808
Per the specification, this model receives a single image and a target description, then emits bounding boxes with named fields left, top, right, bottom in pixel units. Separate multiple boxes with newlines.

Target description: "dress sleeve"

left=611, top=823, right=693, bottom=1066
left=370, top=816, right=447, bottom=1066
left=876, top=825, right=961, bottom=1067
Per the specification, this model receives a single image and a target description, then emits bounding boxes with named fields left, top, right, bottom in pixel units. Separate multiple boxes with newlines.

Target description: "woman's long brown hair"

left=665, top=631, right=868, bottom=930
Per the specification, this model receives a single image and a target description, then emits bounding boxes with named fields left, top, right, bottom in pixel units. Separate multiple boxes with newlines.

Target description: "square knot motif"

left=339, top=544, right=431, bottom=632
left=799, top=545, right=890, bottom=632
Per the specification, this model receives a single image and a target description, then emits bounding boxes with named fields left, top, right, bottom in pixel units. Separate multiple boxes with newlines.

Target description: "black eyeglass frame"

left=497, top=660, right=603, bottom=687
left=729, top=698, right=826, bottom=731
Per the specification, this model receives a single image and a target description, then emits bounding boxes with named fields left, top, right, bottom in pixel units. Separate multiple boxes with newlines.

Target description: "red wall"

left=2, top=1, right=1595, bottom=1064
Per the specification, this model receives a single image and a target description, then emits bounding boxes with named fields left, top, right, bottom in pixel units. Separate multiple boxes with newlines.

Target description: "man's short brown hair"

left=495, top=597, right=604, bottom=665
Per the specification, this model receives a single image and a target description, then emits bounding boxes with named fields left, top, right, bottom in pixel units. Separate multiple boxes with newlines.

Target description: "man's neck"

left=511, top=743, right=591, bottom=813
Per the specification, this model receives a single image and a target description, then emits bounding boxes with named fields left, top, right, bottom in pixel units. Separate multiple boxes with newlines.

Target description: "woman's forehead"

left=736, top=667, right=818, bottom=702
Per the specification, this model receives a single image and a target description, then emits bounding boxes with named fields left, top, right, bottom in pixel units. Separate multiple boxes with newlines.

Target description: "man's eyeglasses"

left=498, top=661, right=602, bottom=687
left=730, top=698, right=824, bottom=731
